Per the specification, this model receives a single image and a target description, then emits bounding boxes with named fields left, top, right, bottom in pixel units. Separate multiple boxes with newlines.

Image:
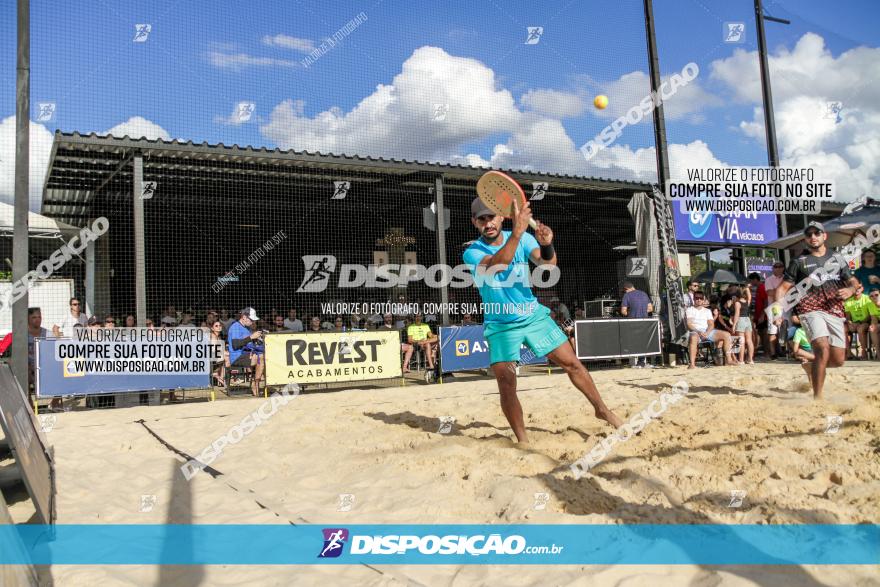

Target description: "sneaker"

left=642, top=363, right=655, bottom=369
left=631, top=364, right=643, bottom=369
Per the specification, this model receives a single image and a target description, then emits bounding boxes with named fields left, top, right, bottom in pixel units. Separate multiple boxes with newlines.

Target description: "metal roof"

left=42, top=131, right=653, bottom=225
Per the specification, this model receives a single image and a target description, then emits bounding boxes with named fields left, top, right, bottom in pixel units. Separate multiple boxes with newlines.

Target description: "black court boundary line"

left=135, top=419, right=422, bottom=585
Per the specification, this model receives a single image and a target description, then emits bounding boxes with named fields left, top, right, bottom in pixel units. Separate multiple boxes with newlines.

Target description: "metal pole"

left=644, top=0, right=680, bottom=342
left=434, top=175, right=449, bottom=326
left=643, top=0, right=670, bottom=189
left=12, top=0, right=30, bottom=387
left=133, top=156, right=147, bottom=326
left=755, top=0, right=790, bottom=251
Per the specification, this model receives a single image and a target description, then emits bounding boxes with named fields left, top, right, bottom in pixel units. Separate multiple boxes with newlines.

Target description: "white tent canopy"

left=0, top=202, right=80, bottom=239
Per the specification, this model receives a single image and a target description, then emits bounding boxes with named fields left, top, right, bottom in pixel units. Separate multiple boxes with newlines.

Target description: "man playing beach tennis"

left=463, top=196, right=623, bottom=443
left=775, top=222, right=861, bottom=399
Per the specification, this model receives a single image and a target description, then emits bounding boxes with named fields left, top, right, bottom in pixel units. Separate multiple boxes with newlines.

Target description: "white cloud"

left=101, top=116, right=171, bottom=140
left=0, top=116, right=171, bottom=212
left=520, top=89, right=586, bottom=118
left=205, top=51, right=299, bottom=71
left=262, top=46, right=521, bottom=160
left=713, top=33, right=880, bottom=199
left=710, top=33, right=880, bottom=109
left=262, top=34, right=315, bottom=53
left=585, top=140, right=725, bottom=183
left=258, top=45, right=732, bottom=183
left=590, top=68, right=721, bottom=123
left=0, top=116, right=54, bottom=211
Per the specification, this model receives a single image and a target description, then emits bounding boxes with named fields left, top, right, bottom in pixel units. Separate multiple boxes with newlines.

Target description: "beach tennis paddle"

left=476, top=170, right=539, bottom=230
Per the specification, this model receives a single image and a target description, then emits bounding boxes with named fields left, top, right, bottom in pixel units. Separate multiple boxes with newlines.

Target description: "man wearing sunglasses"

left=464, top=198, right=622, bottom=443
left=52, top=297, right=89, bottom=338
left=776, top=222, right=862, bottom=398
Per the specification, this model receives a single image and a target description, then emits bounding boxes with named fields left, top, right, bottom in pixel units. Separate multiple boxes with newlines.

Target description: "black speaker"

left=574, top=318, right=661, bottom=359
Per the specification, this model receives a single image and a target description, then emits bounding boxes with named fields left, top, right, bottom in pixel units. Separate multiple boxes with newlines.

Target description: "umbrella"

left=765, top=197, right=880, bottom=250
left=693, top=268, right=747, bottom=285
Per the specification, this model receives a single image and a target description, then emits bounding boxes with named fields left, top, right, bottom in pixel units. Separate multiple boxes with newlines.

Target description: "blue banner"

left=438, top=325, right=548, bottom=372
left=35, top=338, right=209, bottom=396
left=672, top=201, right=779, bottom=245
left=0, top=524, right=876, bottom=565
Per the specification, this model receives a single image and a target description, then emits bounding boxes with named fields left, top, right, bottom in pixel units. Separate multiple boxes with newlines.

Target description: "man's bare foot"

left=687, top=364, right=696, bottom=370
left=596, top=409, right=624, bottom=428
left=813, top=393, right=823, bottom=401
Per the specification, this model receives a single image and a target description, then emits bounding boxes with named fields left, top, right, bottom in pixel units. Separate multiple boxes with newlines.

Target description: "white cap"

left=240, top=307, right=259, bottom=321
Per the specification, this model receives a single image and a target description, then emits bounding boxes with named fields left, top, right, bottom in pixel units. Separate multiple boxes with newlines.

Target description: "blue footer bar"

left=1, top=524, right=877, bottom=565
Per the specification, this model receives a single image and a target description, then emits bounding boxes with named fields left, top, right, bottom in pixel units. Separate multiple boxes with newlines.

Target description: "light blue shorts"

left=483, top=309, right=568, bottom=364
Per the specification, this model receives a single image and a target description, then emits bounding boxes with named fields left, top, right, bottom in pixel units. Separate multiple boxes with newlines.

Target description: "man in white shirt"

left=52, top=297, right=89, bottom=337
left=686, top=291, right=736, bottom=369
left=283, top=308, right=304, bottom=331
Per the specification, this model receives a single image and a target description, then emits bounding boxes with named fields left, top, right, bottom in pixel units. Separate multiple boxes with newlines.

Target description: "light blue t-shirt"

left=462, top=230, right=545, bottom=324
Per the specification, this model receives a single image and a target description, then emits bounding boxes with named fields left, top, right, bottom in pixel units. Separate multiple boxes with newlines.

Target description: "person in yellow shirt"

left=407, top=313, right=438, bottom=369
left=844, top=284, right=880, bottom=360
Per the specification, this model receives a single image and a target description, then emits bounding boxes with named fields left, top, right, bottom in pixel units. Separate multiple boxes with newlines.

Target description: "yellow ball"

left=594, top=95, right=609, bottom=110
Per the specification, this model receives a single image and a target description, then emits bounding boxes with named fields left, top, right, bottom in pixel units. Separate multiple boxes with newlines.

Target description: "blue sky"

left=1, top=0, right=878, bottom=208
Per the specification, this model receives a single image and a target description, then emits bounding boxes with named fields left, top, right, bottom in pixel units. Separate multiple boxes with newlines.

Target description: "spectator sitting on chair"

left=201, top=310, right=218, bottom=328
left=52, top=297, right=89, bottom=337
left=574, top=307, right=586, bottom=320
left=333, top=316, right=347, bottom=332
left=87, top=315, right=102, bottom=328
left=557, top=300, right=572, bottom=322
left=380, top=313, right=414, bottom=373
left=209, top=319, right=228, bottom=388
left=177, top=312, right=197, bottom=328
left=104, top=315, right=116, bottom=328
left=145, top=318, right=155, bottom=329
left=308, top=316, right=323, bottom=332
left=160, top=305, right=178, bottom=326
left=686, top=292, right=737, bottom=369
left=620, top=282, right=653, bottom=368
left=844, top=283, right=877, bottom=360
left=124, top=314, right=136, bottom=328
left=461, top=313, right=476, bottom=326
left=284, top=308, right=304, bottom=332
left=407, top=313, right=438, bottom=370
left=227, top=307, right=265, bottom=397
left=271, top=314, right=287, bottom=332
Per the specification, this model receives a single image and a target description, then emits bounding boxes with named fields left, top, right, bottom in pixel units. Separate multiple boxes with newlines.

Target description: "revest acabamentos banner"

left=264, top=331, right=402, bottom=385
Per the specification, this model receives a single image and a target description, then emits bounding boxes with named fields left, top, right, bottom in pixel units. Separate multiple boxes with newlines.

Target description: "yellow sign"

left=455, top=340, right=470, bottom=356
left=264, top=331, right=403, bottom=385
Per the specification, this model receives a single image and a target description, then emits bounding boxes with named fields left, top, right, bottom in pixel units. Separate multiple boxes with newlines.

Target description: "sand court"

left=3, top=361, right=877, bottom=585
